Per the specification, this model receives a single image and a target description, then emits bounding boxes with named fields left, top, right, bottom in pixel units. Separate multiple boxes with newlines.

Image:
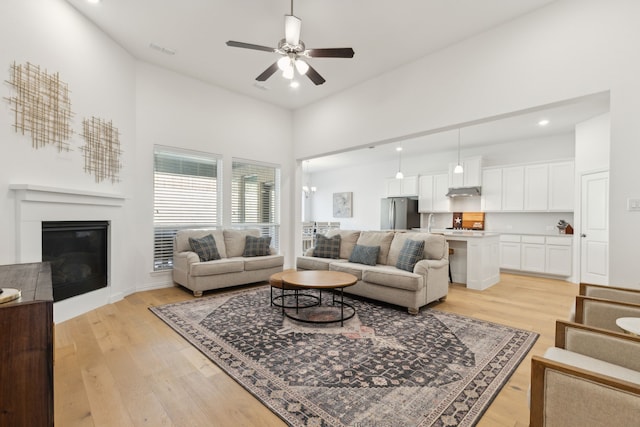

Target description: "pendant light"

left=454, top=128, right=464, bottom=174
left=395, top=146, right=404, bottom=179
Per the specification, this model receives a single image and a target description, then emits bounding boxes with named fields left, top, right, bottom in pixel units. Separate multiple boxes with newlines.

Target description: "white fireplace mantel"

left=10, top=183, right=127, bottom=323
left=10, top=184, right=125, bottom=206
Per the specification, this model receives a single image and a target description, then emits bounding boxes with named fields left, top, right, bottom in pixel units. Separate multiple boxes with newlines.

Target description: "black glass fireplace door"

left=42, top=221, right=108, bottom=302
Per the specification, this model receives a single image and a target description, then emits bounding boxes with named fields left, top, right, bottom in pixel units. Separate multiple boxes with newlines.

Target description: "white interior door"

left=580, top=171, right=609, bottom=284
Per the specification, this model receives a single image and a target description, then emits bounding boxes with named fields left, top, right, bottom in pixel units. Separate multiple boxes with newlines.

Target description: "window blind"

left=231, top=159, right=280, bottom=249
left=153, top=148, right=221, bottom=270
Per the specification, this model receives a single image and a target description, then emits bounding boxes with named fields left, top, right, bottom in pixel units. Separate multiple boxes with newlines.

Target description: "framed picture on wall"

left=333, top=192, right=353, bottom=218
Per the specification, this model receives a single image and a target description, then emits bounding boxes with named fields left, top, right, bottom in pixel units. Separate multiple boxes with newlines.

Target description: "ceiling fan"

left=226, top=0, right=354, bottom=86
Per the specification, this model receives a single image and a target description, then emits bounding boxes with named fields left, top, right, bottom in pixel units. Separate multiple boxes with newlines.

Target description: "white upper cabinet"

left=481, top=168, right=502, bottom=211
left=502, top=166, right=525, bottom=211
left=548, top=161, right=574, bottom=211
left=524, top=164, right=549, bottom=211
left=448, top=157, right=482, bottom=188
left=482, top=160, right=574, bottom=212
left=433, top=173, right=450, bottom=212
left=418, top=175, right=434, bottom=212
left=418, top=173, right=450, bottom=212
left=386, top=176, right=418, bottom=197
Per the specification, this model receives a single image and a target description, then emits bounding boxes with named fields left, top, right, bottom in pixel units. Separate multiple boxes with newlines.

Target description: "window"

left=231, top=159, right=280, bottom=249
left=153, top=147, right=221, bottom=270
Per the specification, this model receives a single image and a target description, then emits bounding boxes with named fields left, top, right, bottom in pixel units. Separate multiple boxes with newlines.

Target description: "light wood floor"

left=54, top=273, right=578, bottom=426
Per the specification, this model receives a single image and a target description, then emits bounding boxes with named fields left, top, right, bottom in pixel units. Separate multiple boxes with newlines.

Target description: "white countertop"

left=413, top=228, right=500, bottom=238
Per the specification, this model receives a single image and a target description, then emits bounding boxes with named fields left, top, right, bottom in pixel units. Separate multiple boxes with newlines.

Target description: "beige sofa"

left=296, top=230, right=449, bottom=314
left=173, top=228, right=284, bottom=296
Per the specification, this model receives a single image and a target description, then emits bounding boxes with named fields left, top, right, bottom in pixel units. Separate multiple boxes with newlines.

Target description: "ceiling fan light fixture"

left=282, top=65, right=295, bottom=79
left=295, top=59, right=309, bottom=75
left=277, top=56, right=291, bottom=71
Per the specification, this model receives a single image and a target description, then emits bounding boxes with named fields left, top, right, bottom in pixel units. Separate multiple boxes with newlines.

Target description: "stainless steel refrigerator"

left=380, top=197, right=420, bottom=230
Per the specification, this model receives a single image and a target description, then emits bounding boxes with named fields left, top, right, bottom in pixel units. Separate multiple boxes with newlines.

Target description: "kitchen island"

left=414, top=229, right=500, bottom=291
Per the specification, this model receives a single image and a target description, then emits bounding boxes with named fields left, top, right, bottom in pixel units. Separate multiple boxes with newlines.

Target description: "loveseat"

left=173, top=228, right=284, bottom=296
left=296, top=230, right=449, bottom=314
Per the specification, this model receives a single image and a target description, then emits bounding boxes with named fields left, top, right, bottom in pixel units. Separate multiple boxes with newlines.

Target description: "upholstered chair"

left=530, top=320, right=640, bottom=427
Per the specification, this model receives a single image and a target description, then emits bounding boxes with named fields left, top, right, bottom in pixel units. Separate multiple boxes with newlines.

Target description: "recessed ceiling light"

left=538, top=119, right=550, bottom=126
left=87, top=0, right=101, bottom=4
left=289, top=80, right=300, bottom=89
left=396, top=147, right=403, bottom=152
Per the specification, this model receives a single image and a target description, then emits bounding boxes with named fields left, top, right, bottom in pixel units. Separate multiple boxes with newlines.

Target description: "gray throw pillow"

left=313, top=234, right=341, bottom=259
left=349, top=244, right=380, bottom=266
left=396, top=239, right=425, bottom=272
left=242, top=235, right=272, bottom=257
left=189, top=234, right=221, bottom=262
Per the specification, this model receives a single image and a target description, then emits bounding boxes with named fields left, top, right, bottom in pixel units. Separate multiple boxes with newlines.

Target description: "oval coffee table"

left=281, top=270, right=357, bottom=326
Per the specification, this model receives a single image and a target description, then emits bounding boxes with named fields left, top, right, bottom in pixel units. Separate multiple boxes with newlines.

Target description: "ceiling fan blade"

left=226, top=40, right=276, bottom=53
left=305, top=64, right=326, bottom=85
left=306, top=48, right=355, bottom=58
left=285, top=15, right=301, bottom=45
left=256, top=62, right=280, bottom=82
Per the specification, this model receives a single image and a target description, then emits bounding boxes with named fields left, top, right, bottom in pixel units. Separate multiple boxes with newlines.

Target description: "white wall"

left=0, top=0, right=294, bottom=321
left=294, top=0, right=640, bottom=288
left=0, top=0, right=138, bottom=319
left=134, top=63, right=294, bottom=290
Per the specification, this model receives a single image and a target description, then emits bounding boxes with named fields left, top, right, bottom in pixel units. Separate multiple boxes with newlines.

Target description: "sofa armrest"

left=413, top=258, right=448, bottom=274
left=174, top=251, right=199, bottom=270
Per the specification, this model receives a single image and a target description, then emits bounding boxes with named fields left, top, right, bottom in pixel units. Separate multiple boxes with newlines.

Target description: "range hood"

left=446, top=186, right=481, bottom=197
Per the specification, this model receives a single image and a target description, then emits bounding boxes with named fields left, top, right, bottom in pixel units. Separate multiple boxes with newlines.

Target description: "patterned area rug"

left=150, top=286, right=538, bottom=426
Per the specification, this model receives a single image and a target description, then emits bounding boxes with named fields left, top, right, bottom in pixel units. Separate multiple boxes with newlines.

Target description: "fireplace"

left=42, top=221, right=109, bottom=302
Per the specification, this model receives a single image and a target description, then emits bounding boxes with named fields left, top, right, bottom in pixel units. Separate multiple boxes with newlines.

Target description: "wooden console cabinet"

left=0, top=262, right=53, bottom=426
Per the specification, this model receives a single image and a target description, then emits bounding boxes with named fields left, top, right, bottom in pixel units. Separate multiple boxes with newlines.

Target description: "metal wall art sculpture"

left=80, top=117, right=122, bottom=183
left=4, top=61, right=73, bottom=151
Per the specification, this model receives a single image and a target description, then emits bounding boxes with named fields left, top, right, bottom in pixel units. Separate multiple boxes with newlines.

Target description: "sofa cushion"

left=388, top=232, right=446, bottom=265
left=244, top=254, right=284, bottom=271
left=348, top=244, right=380, bottom=266
left=242, top=235, right=271, bottom=257
left=326, top=230, right=360, bottom=260
left=224, top=229, right=261, bottom=257
left=176, top=229, right=227, bottom=258
left=329, top=262, right=367, bottom=280
left=297, top=255, right=346, bottom=271
left=190, top=259, right=244, bottom=276
left=362, top=266, right=423, bottom=292
left=356, top=231, right=394, bottom=265
left=188, top=234, right=221, bottom=262
left=313, top=234, right=341, bottom=259
left=396, top=239, right=425, bottom=272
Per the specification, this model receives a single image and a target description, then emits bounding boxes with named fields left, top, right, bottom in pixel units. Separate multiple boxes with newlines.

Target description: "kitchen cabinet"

left=502, top=166, right=525, bottom=210
left=418, top=173, right=449, bottom=212
left=499, top=234, right=521, bottom=269
left=524, top=164, right=549, bottom=211
left=482, top=160, right=574, bottom=212
left=448, top=156, right=482, bottom=188
left=386, top=175, right=418, bottom=197
left=545, top=236, right=573, bottom=276
left=499, top=234, right=572, bottom=277
left=548, top=161, right=574, bottom=210
left=481, top=168, right=502, bottom=211
left=521, top=235, right=546, bottom=272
